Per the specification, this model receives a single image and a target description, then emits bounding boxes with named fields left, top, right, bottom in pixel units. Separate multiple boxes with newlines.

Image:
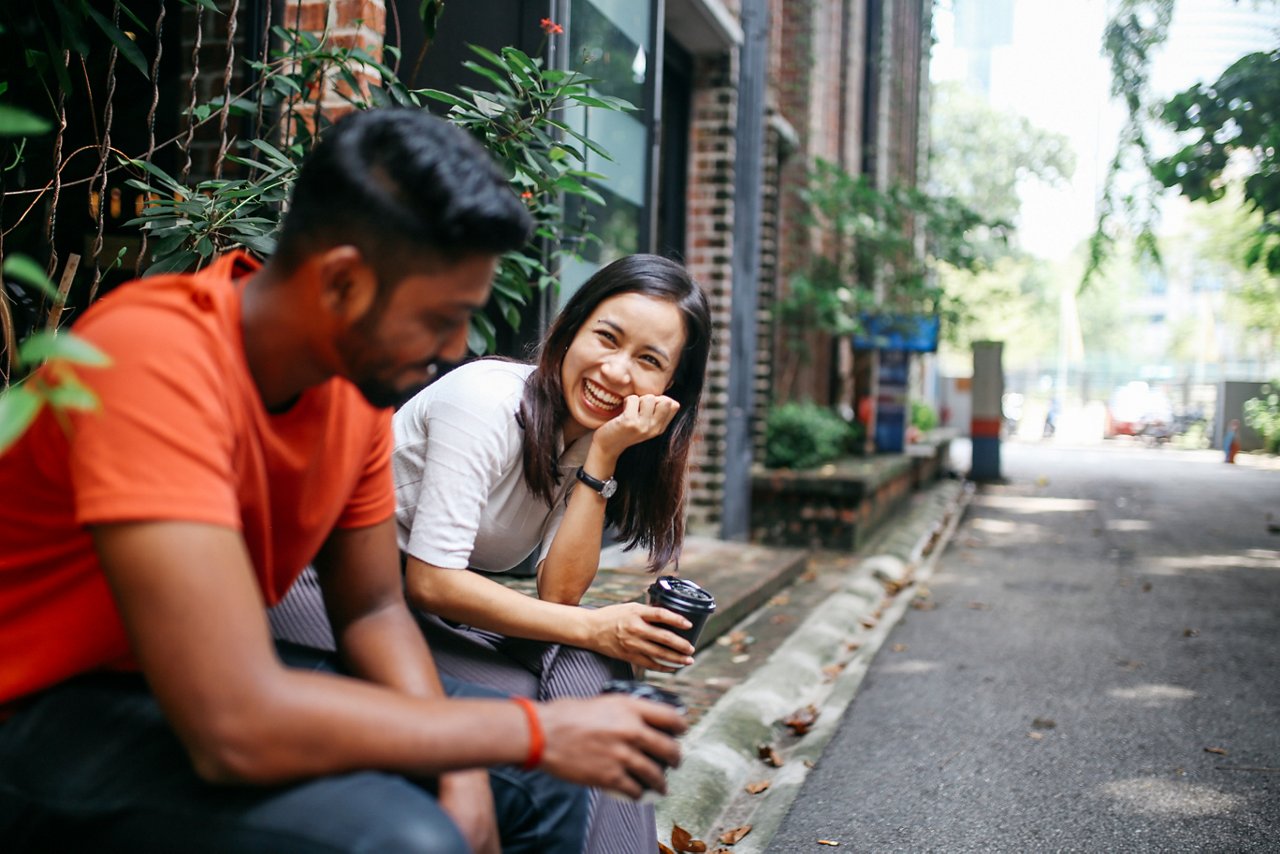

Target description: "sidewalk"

left=497, top=472, right=972, bottom=850
left=649, top=478, right=971, bottom=853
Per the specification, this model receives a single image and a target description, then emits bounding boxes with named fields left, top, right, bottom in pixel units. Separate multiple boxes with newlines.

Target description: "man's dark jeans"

left=0, top=643, right=588, bottom=853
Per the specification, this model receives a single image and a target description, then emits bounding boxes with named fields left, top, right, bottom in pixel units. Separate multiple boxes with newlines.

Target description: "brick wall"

left=684, top=51, right=738, bottom=534
left=176, top=1, right=388, bottom=179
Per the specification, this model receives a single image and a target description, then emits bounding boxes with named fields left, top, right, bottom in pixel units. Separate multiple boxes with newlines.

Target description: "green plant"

left=910, top=399, right=938, bottom=433
left=780, top=158, right=1000, bottom=346
left=0, top=255, right=108, bottom=455
left=124, top=18, right=632, bottom=353
left=1243, top=381, right=1280, bottom=454
left=763, top=402, right=857, bottom=470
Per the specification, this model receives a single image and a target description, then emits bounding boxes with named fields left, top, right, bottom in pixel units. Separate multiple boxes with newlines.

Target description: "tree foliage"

left=1152, top=49, right=1280, bottom=274
left=929, top=81, right=1075, bottom=241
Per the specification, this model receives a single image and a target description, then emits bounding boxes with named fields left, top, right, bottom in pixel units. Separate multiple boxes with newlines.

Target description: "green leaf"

left=45, top=378, right=100, bottom=412
left=0, top=105, right=52, bottom=137
left=3, top=255, right=59, bottom=299
left=83, top=3, right=150, bottom=78
left=18, top=331, right=110, bottom=367
left=0, top=386, right=44, bottom=457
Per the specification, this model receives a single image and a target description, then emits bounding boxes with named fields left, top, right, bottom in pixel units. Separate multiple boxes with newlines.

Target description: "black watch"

left=576, top=466, right=618, bottom=499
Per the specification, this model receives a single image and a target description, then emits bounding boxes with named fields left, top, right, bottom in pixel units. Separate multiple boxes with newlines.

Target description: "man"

left=0, top=109, right=684, bottom=852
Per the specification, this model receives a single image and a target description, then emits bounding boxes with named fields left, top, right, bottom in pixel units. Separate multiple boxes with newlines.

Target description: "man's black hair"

left=275, top=109, right=532, bottom=280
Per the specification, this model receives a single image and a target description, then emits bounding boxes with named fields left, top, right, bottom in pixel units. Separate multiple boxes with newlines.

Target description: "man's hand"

left=537, top=695, right=686, bottom=801
left=438, top=770, right=500, bottom=854
left=583, top=603, right=695, bottom=671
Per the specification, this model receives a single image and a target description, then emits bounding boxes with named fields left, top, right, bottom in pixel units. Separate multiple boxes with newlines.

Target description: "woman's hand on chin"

left=592, top=394, right=680, bottom=460
left=582, top=602, right=696, bottom=671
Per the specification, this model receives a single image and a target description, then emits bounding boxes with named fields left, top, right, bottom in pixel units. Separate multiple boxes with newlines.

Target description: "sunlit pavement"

left=768, top=437, right=1280, bottom=852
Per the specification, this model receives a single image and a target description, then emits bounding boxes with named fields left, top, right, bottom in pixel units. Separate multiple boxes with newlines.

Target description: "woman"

left=389, top=255, right=709, bottom=852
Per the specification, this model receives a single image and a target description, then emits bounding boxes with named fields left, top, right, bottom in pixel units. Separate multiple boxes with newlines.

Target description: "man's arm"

left=313, top=519, right=497, bottom=853
left=92, top=520, right=684, bottom=795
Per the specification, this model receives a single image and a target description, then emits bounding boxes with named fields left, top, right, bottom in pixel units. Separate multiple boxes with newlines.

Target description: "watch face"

left=601, top=479, right=618, bottom=499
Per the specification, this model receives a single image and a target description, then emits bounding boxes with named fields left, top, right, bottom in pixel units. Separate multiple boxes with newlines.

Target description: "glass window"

left=559, top=0, right=656, bottom=304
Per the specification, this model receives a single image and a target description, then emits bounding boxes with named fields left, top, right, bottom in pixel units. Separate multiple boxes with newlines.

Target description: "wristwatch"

left=575, top=466, right=618, bottom=499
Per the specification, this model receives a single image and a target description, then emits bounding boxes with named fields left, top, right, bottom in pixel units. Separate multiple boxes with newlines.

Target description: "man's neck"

left=239, top=262, right=332, bottom=411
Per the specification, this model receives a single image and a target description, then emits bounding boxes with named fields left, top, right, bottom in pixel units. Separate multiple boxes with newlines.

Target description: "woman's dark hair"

left=275, top=108, right=531, bottom=292
left=518, top=254, right=712, bottom=571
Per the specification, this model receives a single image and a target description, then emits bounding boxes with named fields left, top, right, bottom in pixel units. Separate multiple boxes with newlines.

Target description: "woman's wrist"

left=583, top=443, right=620, bottom=479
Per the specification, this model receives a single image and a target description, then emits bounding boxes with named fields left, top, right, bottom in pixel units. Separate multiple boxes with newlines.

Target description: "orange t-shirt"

left=0, top=252, right=394, bottom=706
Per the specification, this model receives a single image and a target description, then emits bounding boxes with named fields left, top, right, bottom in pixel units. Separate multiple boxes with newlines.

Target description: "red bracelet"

left=512, top=696, right=544, bottom=771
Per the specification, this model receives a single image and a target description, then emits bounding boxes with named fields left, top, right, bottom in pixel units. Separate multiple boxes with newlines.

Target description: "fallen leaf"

left=800, top=568, right=818, bottom=582
left=817, top=840, right=841, bottom=847
left=659, top=844, right=676, bottom=854
left=877, top=577, right=905, bottom=595
left=803, top=759, right=816, bottom=768
left=910, top=598, right=937, bottom=611
left=769, top=593, right=791, bottom=607
left=890, top=643, right=908, bottom=653
left=1031, top=717, right=1056, bottom=730
left=844, top=641, right=862, bottom=652
left=858, top=615, right=879, bottom=629
left=784, top=704, right=820, bottom=736
left=1204, top=746, right=1229, bottom=756
left=822, top=663, right=846, bottom=681
left=745, top=779, right=771, bottom=794
left=1028, top=731, right=1044, bottom=741
left=719, top=825, right=752, bottom=845
left=757, top=743, right=783, bottom=767
left=671, top=823, right=707, bottom=853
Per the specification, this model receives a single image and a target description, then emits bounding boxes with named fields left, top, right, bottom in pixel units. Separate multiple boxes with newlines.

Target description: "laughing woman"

left=395, top=254, right=711, bottom=852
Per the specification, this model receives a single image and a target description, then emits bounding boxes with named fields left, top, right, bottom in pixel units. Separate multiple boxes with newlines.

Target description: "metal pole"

left=719, top=0, right=769, bottom=540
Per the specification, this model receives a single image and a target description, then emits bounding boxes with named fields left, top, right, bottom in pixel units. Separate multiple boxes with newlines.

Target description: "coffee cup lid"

left=649, top=576, right=715, bottom=609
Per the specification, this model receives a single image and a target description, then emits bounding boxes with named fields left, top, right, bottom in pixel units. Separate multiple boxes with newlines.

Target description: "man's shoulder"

left=74, top=254, right=253, bottom=347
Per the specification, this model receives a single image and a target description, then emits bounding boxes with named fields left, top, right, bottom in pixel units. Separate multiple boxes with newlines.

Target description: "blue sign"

left=852, top=313, right=939, bottom=353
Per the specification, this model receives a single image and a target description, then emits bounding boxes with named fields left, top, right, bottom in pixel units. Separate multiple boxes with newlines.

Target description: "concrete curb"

left=655, top=479, right=974, bottom=852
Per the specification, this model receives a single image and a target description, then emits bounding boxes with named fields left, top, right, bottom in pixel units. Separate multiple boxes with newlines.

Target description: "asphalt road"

left=768, top=440, right=1280, bottom=853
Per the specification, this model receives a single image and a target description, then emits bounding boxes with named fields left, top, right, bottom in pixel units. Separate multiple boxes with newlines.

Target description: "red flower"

left=540, top=18, right=564, bottom=35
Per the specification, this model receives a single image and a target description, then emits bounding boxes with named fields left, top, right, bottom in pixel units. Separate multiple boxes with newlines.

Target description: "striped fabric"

left=268, top=573, right=660, bottom=853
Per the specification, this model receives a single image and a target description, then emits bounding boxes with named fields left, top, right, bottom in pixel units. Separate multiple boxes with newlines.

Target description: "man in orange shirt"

left=0, top=109, right=684, bottom=852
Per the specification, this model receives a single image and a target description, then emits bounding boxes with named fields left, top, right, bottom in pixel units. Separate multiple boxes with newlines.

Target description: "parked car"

left=1105, top=382, right=1173, bottom=439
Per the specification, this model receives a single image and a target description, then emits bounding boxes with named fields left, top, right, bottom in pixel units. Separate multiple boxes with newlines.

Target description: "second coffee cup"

left=647, top=576, right=716, bottom=650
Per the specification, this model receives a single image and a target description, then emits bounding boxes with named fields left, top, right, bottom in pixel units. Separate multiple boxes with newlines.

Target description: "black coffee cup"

left=647, top=576, right=716, bottom=650
left=600, top=679, right=687, bottom=716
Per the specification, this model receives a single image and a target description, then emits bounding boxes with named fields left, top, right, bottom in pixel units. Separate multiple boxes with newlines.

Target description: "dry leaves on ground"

left=910, top=597, right=937, bottom=611
left=670, top=823, right=707, bottom=853
left=858, top=615, right=879, bottom=629
left=784, top=704, right=820, bottom=736
left=719, top=825, right=752, bottom=845
left=890, top=643, right=908, bottom=653
left=821, top=662, right=846, bottom=682
left=757, top=743, right=784, bottom=767
left=769, top=592, right=791, bottom=607
left=1204, top=746, right=1229, bottom=755
left=745, top=779, right=771, bottom=794
left=817, top=840, right=841, bottom=846
left=659, top=844, right=676, bottom=854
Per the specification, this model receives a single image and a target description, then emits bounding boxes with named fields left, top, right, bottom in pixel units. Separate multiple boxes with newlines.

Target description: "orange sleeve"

left=68, top=298, right=241, bottom=530
left=335, top=407, right=395, bottom=530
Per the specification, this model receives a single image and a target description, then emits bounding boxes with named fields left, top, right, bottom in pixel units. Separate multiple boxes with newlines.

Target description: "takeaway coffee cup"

left=600, top=679, right=687, bottom=802
left=647, top=576, right=716, bottom=650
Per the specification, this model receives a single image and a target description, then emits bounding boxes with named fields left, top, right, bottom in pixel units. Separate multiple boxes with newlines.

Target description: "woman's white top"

left=392, top=359, right=591, bottom=573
